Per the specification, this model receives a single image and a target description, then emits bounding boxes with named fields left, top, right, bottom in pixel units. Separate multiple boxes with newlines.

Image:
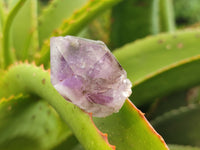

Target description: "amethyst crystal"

left=50, top=36, right=132, bottom=117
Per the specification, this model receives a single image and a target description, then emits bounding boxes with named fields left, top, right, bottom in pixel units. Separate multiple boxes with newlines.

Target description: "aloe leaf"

left=0, top=4, right=3, bottom=69
left=169, top=145, right=200, bottom=150
left=152, top=104, right=200, bottom=146
left=2, top=0, right=26, bottom=68
left=110, top=0, right=153, bottom=49
left=36, top=0, right=122, bottom=67
left=11, top=0, right=38, bottom=61
left=0, top=94, right=71, bottom=150
left=159, top=0, right=175, bottom=32
left=132, top=55, right=200, bottom=106
left=38, top=0, right=88, bottom=46
left=0, top=63, right=114, bottom=150
left=54, top=99, right=170, bottom=150
left=0, top=0, right=5, bottom=30
left=93, top=99, right=169, bottom=150
left=113, top=29, right=200, bottom=106
left=54, top=99, right=169, bottom=150
left=0, top=39, right=3, bottom=69
left=152, top=0, right=175, bottom=34
left=152, top=0, right=160, bottom=34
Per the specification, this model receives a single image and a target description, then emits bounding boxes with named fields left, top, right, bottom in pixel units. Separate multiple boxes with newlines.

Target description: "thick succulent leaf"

left=113, top=29, right=200, bottom=106
left=38, top=0, right=88, bottom=46
left=110, top=0, right=153, bottom=49
left=0, top=0, right=4, bottom=31
left=0, top=63, right=115, bottom=150
left=11, top=0, right=38, bottom=61
left=37, top=0, right=122, bottom=67
left=152, top=104, right=200, bottom=147
left=0, top=11, right=2, bottom=67
left=152, top=0, right=175, bottom=34
left=169, top=145, right=200, bottom=150
left=2, top=0, right=26, bottom=68
left=54, top=100, right=170, bottom=150
left=0, top=94, right=71, bottom=150
left=132, top=56, right=200, bottom=106
left=93, top=99, right=169, bottom=150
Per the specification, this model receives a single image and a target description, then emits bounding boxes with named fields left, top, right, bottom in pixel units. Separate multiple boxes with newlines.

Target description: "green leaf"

left=152, top=0, right=160, bottom=34
left=0, top=94, right=71, bottom=150
left=110, top=0, right=153, bottom=49
left=93, top=99, right=169, bottom=150
left=152, top=104, right=200, bottom=147
left=38, top=0, right=88, bottom=46
left=0, top=63, right=114, bottom=150
left=169, top=145, right=200, bottom=150
left=152, top=0, right=176, bottom=34
left=2, top=0, right=26, bottom=68
left=113, top=29, right=200, bottom=106
left=0, top=38, right=3, bottom=69
left=56, top=0, right=122, bottom=37
left=0, top=0, right=5, bottom=30
left=0, top=1, right=6, bottom=64
left=0, top=0, right=3, bottom=69
left=36, top=0, right=122, bottom=67
left=11, top=0, right=38, bottom=61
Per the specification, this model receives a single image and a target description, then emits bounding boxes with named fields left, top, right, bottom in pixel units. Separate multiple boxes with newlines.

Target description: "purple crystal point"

left=50, top=36, right=132, bottom=117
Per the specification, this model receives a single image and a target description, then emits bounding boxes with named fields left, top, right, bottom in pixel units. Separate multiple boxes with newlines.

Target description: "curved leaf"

left=11, top=0, right=38, bottom=61
left=113, top=29, right=200, bottom=106
left=94, top=99, right=169, bottom=150
left=0, top=1, right=4, bottom=68
left=152, top=104, right=200, bottom=147
left=0, top=94, right=70, bottom=150
left=152, top=0, right=175, bottom=34
left=2, top=0, right=26, bottom=68
left=0, top=63, right=114, bottom=150
left=133, top=56, right=200, bottom=106
left=0, top=0, right=5, bottom=30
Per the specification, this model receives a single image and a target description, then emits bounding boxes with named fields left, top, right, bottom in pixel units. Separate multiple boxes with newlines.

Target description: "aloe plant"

left=0, top=0, right=200, bottom=150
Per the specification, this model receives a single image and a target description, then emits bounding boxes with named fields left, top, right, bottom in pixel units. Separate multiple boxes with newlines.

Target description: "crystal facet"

left=50, top=36, right=132, bottom=117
